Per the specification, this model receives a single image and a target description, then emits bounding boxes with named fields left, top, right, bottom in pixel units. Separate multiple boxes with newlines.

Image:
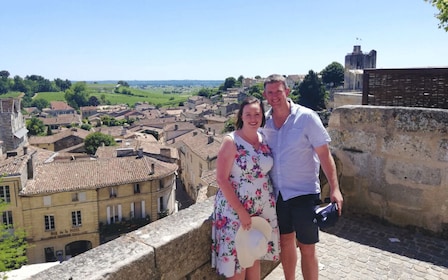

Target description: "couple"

left=211, top=74, right=344, bottom=280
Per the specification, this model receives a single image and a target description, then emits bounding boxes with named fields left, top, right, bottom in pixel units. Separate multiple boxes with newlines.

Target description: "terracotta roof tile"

left=22, top=156, right=178, bottom=196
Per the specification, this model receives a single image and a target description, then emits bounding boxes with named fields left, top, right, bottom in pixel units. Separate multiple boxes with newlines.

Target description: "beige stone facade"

left=1, top=145, right=178, bottom=264
left=175, top=130, right=221, bottom=201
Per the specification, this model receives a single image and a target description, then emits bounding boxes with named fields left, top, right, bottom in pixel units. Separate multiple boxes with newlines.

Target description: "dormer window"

left=134, top=183, right=140, bottom=194
left=109, top=187, right=117, bottom=198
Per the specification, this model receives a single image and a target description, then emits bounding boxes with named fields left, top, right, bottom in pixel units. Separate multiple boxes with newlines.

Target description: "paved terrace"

left=266, top=214, right=448, bottom=280
left=26, top=197, right=448, bottom=280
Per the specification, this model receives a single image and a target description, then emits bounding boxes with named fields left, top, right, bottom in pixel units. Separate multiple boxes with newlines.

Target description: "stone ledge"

left=30, top=197, right=278, bottom=280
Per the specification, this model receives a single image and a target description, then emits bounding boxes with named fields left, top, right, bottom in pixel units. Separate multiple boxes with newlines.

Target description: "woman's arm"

left=216, top=135, right=252, bottom=229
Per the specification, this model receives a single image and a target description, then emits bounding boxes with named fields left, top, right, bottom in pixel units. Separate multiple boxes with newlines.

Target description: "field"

left=34, top=83, right=198, bottom=108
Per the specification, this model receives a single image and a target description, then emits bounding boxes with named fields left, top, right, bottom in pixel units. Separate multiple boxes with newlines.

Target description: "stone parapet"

left=328, top=105, right=448, bottom=236
left=31, top=197, right=278, bottom=280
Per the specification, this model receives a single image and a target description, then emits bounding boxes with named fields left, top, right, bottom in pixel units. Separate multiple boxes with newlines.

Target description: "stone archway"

left=65, top=240, right=92, bottom=259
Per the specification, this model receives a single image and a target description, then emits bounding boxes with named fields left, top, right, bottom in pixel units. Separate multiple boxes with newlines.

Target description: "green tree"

left=11, top=76, right=29, bottom=93
left=54, top=78, right=71, bottom=91
left=0, top=70, right=10, bottom=79
left=248, top=83, right=264, bottom=100
left=84, top=132, right=116, bottom=155
left=88, top=96, right=100, bottom=106
left=295, top=70, right=327, bottom=111
left=26, top=117, right=46, bottom=136
left=320, top=62, right=344, bottom=88
left=117, top=80, right=129, bottom=87
left=0, top=189, right=28, bottom=272
left=197, top=88, right=214, bottom=98
left=31, top=98, right=49, bottom=111
left=223, top=117, right=236, bottom=133
left=235, top=75, right=244, bottom=87
left=219, top=77, right=237, bottom=91
left=65, top=82, right=89, bottom=110
left=426, top=0, right=448, bottom=31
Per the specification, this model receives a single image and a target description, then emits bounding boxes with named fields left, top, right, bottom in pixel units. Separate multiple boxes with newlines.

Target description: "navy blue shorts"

left=276, top=192, right=320, bottom=244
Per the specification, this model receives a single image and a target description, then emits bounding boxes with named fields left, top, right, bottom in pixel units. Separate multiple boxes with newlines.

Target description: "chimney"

left=174, top=124, right=178, bottom=130
left=208, top=136, right=214, bottom=144
left=23, top=146, right=28, bottom=155
left=193, top=131, right=198, bottom=136
left=27, top=152, right=35, bottom=179
left=137, top=148, right=143, bottom=158
left=149, top=163, right=155, bottom=175
left=160, top=148, right=171, bottom=158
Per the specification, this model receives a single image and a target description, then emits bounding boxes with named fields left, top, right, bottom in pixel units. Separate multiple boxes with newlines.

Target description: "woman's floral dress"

left=211, top=131, right=280, bottom=278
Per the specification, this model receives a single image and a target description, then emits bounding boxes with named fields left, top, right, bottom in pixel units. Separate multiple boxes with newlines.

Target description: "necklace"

left=238, top=130, right=260, bottom=149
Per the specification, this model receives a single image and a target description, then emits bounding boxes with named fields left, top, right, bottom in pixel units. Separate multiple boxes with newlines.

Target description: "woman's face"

left=241, top=102, right=263, bottom=129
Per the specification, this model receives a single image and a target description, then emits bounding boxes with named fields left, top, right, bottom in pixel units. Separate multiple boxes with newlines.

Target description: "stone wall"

left=31, top=197, right=278, bottom=280
left=327, top=105, right=448, bottom=236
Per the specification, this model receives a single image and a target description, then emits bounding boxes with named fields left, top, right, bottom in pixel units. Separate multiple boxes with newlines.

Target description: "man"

left=262, top=74, right=343, bottom=280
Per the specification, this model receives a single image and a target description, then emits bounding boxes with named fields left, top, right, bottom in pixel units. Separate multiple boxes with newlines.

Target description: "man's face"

left=263, top=81, right=290, bottom=107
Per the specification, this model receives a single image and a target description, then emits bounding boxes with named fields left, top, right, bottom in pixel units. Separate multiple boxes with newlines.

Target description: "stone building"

left=0, top=98, right=28, bottom=153
left=173, top=130, right=221, bottom=201
left=1, top=143, right=178, bottom=264
left=344, top=45, right=377, bottom=90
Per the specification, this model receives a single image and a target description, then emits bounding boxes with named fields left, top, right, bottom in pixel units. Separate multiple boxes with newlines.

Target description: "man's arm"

left=315, top=144, right=344, bottom=215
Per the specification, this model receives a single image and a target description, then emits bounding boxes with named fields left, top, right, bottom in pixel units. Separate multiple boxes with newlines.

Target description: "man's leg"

left=298, top=242, right=318, bottom=280
left=280, top=232, right=297, bottom=280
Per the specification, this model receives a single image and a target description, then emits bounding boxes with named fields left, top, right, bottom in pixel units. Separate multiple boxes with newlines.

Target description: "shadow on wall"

left=319, top=153, right=343, bottom=200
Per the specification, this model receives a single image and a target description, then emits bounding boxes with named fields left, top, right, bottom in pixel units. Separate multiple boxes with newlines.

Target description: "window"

left=0, top=186, right=11, bottom=203
left=109, top=187, right=117, bottom=198
left=72, top=193, right=79, bottom=202
left=44, top=215, right=55, bottom=231
left=134, top=183, right=140, bottom=194
left=106, top=205, right=122, bottom=224
left=2, top=211, right=13, bottom=227
left=159, top=196, right=164, bottom=212
left=71, top=211, right=82, bottom=227
left=44, top=247, right=56, bottom=262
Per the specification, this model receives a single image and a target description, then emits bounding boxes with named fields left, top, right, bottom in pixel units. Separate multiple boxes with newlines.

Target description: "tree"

left=235, top=75, right=244, bottom=87
left=320, top=62, right=344, bottom=88
left=0, top=189, right=28, bottom=272
left=26, top=117, right=46, bottom=136
left=88, top=96, right=100, bottom=106
left=84, top=132, right=116, bottom=155
left=426, top=0, right=448, bottom=31
left=197, top=88, right=214, bottom=98
left=11, top=76, right=29, bottom=93
left=295, top=70, right=327, bottom=111
left=219, top=77, right=237, bottom=91
left=223, top=117, right=236, bottom=133
left=0, top=70, right=10, bottom=80
left=248, top=83, right=264, bottom=100
left=31, top=98, right=49, bottom=111
left=65, top=82, right=89, bottom=109
left=117, top=80, right=129, bottom=87
left=54, top=78, right=72, bottom=91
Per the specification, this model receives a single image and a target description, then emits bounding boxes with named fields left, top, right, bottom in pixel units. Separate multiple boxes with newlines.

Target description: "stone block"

left=32, top=234, right=156, bottom=280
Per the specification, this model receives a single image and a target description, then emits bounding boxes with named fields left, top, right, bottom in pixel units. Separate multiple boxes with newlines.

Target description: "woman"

left=211, top=96, right=280, bottom=279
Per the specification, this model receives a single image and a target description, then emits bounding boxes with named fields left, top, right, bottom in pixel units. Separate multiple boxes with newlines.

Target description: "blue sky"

left=1, top=0, right=447, bottom=81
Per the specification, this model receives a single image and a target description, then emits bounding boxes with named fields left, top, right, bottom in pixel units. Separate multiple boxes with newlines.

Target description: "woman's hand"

left=238, top=209, right=252, bottom=230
